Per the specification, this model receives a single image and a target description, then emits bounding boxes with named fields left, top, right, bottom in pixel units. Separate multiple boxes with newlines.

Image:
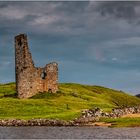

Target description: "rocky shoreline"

left=0, top=119, right=112, bottom=127
left=0, top=105, right=140, bottom=126
left=80, top=105, right=140, bottom=119
left=0, top=119, right=74, bottom=126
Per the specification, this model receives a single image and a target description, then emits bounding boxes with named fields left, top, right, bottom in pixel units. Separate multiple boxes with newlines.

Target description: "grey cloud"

left=97, top=1, right=140, bottom=24
left=53, top=1, right=89, bottom=15
left=0, top=1, right=136, bottom=37
left=0, top=3, right=8, bottom=8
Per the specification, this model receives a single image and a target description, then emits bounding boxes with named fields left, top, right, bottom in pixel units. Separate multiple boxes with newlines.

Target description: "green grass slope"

left=0, top=82, right=140, bottom=120
left=100, top=117, right=140, bottom=127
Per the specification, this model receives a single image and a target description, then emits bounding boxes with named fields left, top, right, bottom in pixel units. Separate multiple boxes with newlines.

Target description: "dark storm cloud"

left=97, top=1, right=140, bottom=24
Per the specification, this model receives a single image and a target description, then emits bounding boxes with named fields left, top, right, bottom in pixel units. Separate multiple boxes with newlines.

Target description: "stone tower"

left=15, top=34, right=58, bottom=99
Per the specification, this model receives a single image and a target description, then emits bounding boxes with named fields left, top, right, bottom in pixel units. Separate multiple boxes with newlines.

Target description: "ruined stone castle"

left=15, top=34, right=58, bottom=99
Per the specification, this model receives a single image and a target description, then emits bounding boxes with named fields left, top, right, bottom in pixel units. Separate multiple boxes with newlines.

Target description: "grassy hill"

left=0, top=82, right=140, bottom=120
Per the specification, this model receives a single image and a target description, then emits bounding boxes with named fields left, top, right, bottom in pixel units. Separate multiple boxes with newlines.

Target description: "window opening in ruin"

left=18, top=39, right=22, bottom=46
left=41, top=71, right=47, bottom=79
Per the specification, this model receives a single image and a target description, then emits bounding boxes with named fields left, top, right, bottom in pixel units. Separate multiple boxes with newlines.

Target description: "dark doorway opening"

left=48, top=89, right=52, bottom=93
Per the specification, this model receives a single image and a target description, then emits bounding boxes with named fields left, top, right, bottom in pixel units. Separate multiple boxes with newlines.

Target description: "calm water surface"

left=0, top=126, right=140, bottom=139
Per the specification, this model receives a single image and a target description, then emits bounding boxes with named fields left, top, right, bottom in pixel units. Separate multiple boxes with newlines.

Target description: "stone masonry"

left=15, top=34, right=58, bottom=99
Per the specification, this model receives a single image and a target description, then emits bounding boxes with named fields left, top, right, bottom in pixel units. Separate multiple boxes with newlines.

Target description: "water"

left=0, top=126, right=140, bottom=139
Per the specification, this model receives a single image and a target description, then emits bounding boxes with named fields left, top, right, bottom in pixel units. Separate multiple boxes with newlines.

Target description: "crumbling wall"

left=15, top=34, right=58, bottom=99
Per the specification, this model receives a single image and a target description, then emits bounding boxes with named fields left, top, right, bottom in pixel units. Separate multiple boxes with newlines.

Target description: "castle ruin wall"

left=15, top=34, right=58, bottom=99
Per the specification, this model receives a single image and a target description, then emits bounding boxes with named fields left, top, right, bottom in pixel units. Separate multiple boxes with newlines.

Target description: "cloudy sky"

left=1, top=1, right=140, bottom=95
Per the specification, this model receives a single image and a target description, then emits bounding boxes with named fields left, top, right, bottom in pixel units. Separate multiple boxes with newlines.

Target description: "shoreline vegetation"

left=0, top=82, right=140, bottom=127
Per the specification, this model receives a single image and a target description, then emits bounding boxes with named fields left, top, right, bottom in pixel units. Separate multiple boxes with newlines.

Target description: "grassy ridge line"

left=0, top=82, right=140, bottom=120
